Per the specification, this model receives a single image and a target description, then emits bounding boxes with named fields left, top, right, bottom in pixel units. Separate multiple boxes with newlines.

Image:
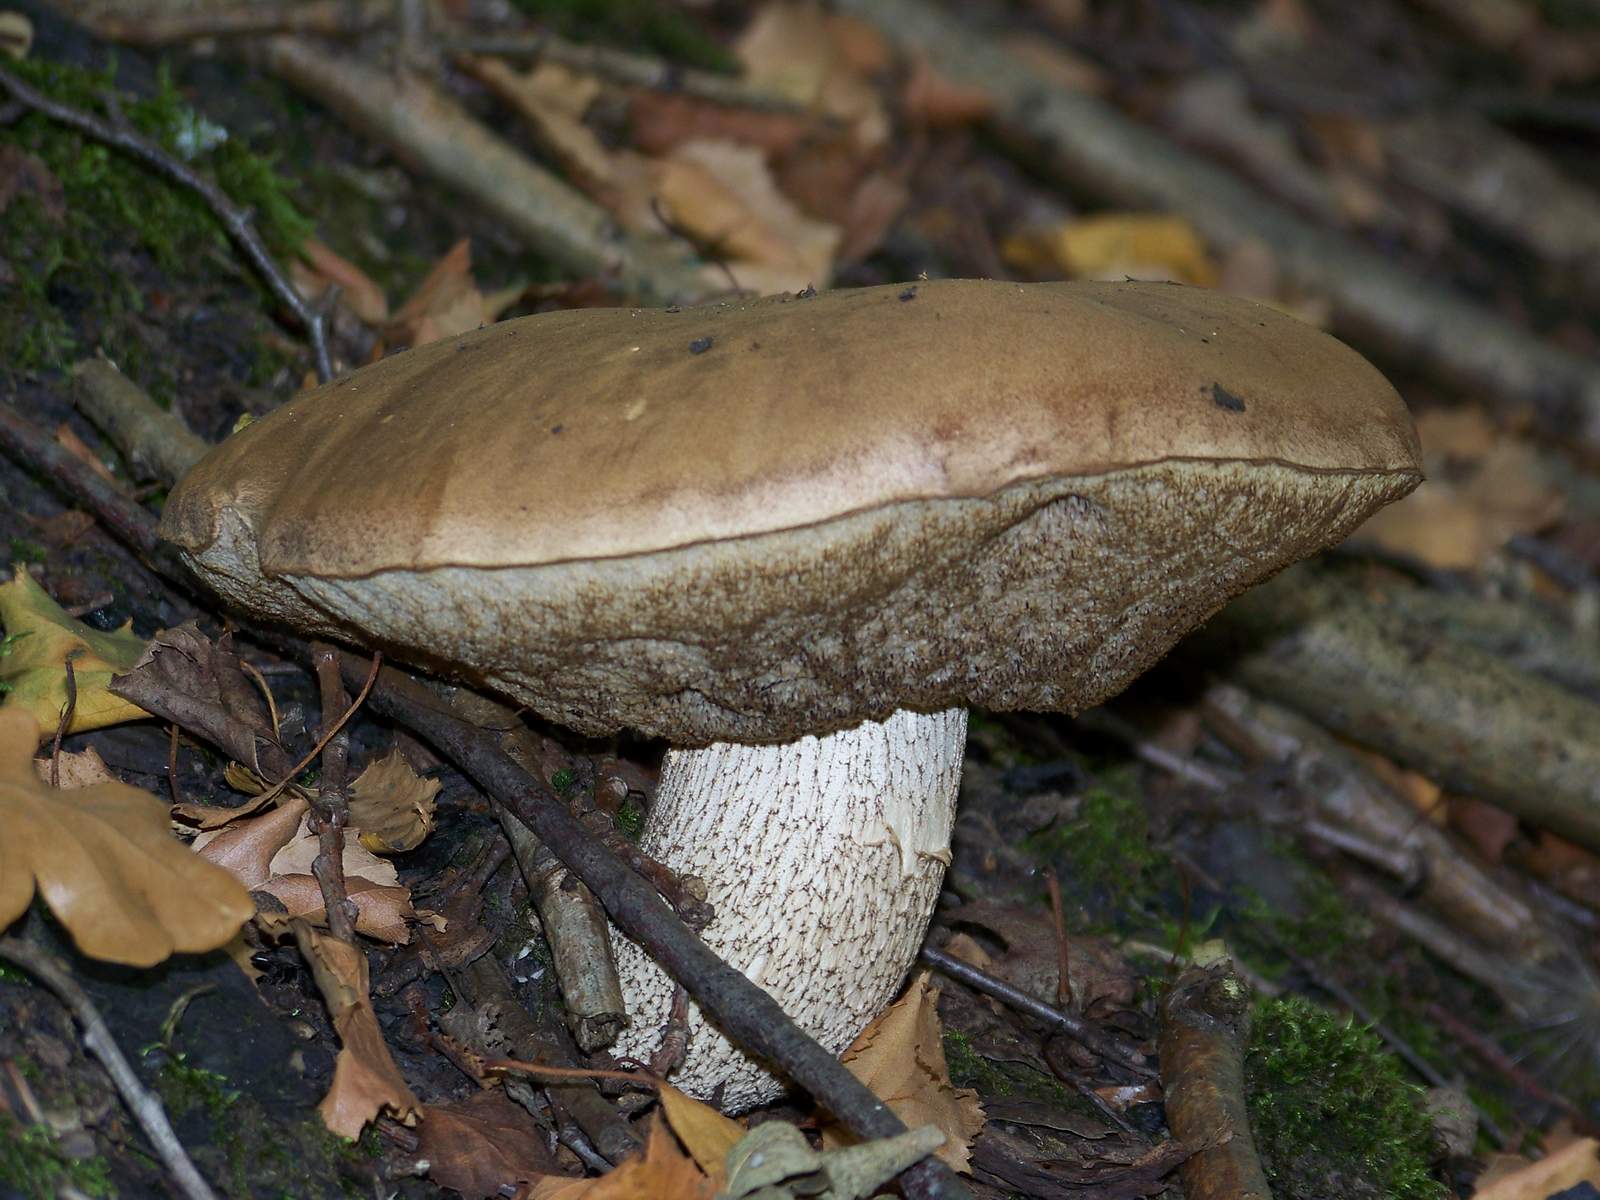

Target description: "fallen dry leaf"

left=1003, top=213, right=1218, bottom=285
left=0, top=707, right=253, bottom=966
left=645, top=139, right=840, bottom=294
left=658, top=1083, right=744, bottom=1189
left=294, top=238, right=389, bottom=327
left=260, top=875, right=414, bottom=944
left=524, top=1115, right=715, bottom=1200
left=388, top=239, right=522, bottom=349
left=736, top=2, right=889, bottom=151
left=416, top=1088, right=561, bottom=1199
left=0, top=567, right=149, bottom=737
left=824, top=971, right=983, bottom=1172
left=32, top=744, right=117, bottom=790
left=1471, top=1136, right=1600, bottom=1199
left=192, top=795, right=310, bottom=888
left=1357, top=408, right=1563, bottom=570
left=347, top=747, right=439, bottom=853
left=293, top=921, right=420, bottom=1137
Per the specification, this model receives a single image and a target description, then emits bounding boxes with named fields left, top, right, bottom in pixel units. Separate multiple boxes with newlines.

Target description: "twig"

left=0, top=401, right=972, bottom=1200
left=71, top=359, right=211, bottom=484
left=75, top=0, right=392, bottom=46
left=838, top=0, right=1600, bottom=448
left=0, top=937, right=219, bottom=1200
left=50, top=657, right=77, bottom=787
left=0, top=63, right=331, bottom=383
left=920, top=946, right=1153, bottom=1077
left=308, top=644, right=357, bottom=944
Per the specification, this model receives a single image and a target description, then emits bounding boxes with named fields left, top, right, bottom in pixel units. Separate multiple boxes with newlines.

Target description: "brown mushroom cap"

left=163, top=279, right=1420, bottom=743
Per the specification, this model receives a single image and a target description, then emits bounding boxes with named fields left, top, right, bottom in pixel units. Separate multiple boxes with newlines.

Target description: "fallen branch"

left=256, top=37, right=710, bottom=305
left=0, top=936, right=218, bottom=1200
left=1158, top=959, right=1271, bottom=1200
left=0, top=62, right=332, bottom=384
left=1196, top=564, right=1600, bottom=850
left=837, top=0, right=1600, bottom=448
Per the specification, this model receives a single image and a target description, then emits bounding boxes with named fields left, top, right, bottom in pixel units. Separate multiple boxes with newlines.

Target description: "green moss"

left=616, top=794, right=646, bottom=839
left=1024, top=765, right=1158, bottom=917
left=550, top=767, right=576, bottom=794
left=0, top=55, right=311, bottom=381
left=510, top=0, right=735, bottom=71
left=1247, top=996, right=1445, bottom=1200
left=7, top=538, right=47, bottom=565
left=943, top=1030, right=1073, bottom=1107
left=0, top=1115, right=115, bottom=1199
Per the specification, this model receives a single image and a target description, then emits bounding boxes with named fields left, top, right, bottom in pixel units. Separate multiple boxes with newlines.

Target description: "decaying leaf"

left=736, top=2, right=889, bottom=151
left=525, top=1115, right=716, bottom=1200
left=294, top=237, right=389, bottom=327
left=32, top=744, right=117, bottom=790
left=347, top=747, right=439, bottom=853
left=0, top=707, right=253, bottom=966
left=416, top=1088, right=561, bottom=1199
left=824, top=971, right=984, bottom=1172
left=192, top=795, right=310, bottom=888
left=293, top=921, right=421, bottom=1137
left=0, top=567, right=149, bottom=737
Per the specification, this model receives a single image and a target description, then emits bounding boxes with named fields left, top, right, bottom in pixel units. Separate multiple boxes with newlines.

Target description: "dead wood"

left=1158, top=959, right=1271, bottom=1200
left=1196, top=564, right=1600, bottom=850
left=838, top=0, right=1600, bottom=448
left=257, top=37, right=710, bottom=306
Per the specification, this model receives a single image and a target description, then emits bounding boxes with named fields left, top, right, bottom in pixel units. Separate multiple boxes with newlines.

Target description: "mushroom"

left=160, top=279, right=1421, bottom=1110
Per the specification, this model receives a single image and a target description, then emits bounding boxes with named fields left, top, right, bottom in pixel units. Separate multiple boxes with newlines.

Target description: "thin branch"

left=0, top=937, right=218, bottom=1200
left=0, top=62, right=332, bottom=383
left=920, top=945, right=1154, bottom=1077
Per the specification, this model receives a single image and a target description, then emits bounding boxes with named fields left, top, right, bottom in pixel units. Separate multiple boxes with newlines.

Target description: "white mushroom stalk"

left=611, top=707, right=967, bottom=1111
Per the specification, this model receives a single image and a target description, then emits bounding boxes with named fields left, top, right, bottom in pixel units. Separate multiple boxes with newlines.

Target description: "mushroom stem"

left=611, top=707, right=967, bottom=1111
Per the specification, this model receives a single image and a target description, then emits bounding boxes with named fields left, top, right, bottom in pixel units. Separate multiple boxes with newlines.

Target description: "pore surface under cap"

left=162, top=280, right=1421, bottom=743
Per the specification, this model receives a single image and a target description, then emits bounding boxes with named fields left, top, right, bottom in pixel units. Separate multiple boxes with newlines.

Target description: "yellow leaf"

left=1004, top=213, right=1218, bottom=285
left=0, top=707, right=254, bottom=966
left=658, top=1083, right=744, bottom=1188
left=824, top=971, right=984, bottom=1173
left=0, top=567, right=149, bottom=737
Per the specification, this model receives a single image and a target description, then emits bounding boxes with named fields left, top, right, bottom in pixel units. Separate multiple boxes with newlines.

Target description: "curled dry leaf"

left=0, top=707, right=254, bottom=966
left=347, top=747, right=439, bottom=853
left=388, top=239, right=522, bottom=349
left=32, top=744, right=116, bottom=790
left=736, top=2, right=889, bottom=151
left=823, top=971, right=984, bottom=1173
left=1470, top=1136, right=1600, bottom=1199
left=0, top=566, right=149, bottom=738
left=292, top=921, right=420, bottom=1138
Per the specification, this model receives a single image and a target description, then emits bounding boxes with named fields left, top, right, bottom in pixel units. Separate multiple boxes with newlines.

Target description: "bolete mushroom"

left=160, top=280, right=1421, bottom=1110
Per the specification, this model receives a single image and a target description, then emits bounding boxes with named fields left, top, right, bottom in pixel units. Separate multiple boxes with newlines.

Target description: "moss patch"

left=0, top=55, right=311, bottom=386
left=1246, top=996, right=1445, bottom=1200
left=1024, top=764, right=1159, bottom=919
left=0, top=1116, right=115, bottom=1199
left=510, top=0, right=735, bottom=71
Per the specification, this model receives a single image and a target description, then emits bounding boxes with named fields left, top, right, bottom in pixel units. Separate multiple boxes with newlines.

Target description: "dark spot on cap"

left=796, top=285, right=816, bottom=299
left=1211, top=384, right=1246, bottom=412
left=749, top=341, right=761, bottom=351
left=899, top=286, right=918, bottom=301
left=550, top=424, right=564, bottom=435
left=689, top=336, right=714, bottom=355
left=666, top=305, right=682, bottom=313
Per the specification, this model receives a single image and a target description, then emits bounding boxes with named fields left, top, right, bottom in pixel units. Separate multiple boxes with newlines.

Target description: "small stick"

left=920, top=945, right=1153, bottom=1077
left=0, top=63, right=332, bottom=383
left=0, top=937, right=219, bottom=1200
left=309, top=643, right=357, bottom=943
left=50, top=657, right=77, bottom=788
left=1042, top=867, right=1072, bottom=1009
left=167, top=721, right=182, bottom=807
